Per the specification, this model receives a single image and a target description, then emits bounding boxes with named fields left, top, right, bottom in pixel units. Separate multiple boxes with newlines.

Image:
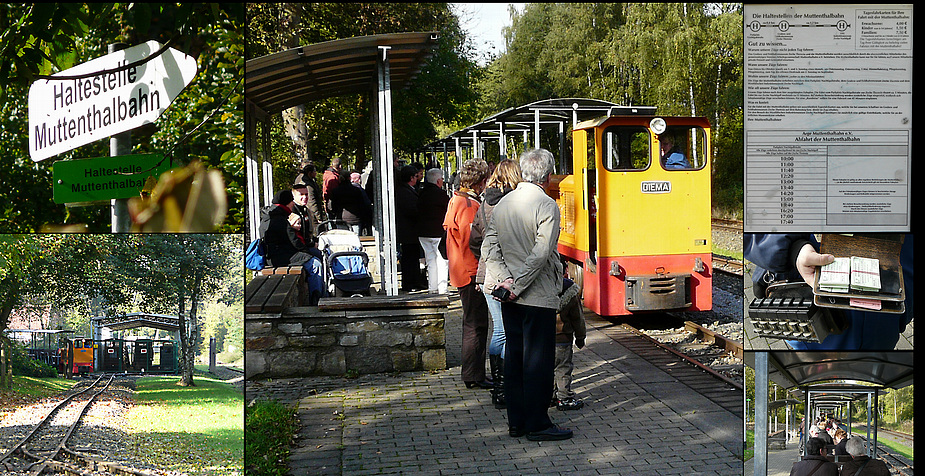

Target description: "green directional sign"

left=53, top=153, right=173, bottom=204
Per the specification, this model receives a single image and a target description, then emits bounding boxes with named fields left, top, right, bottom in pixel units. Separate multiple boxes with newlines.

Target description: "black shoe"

left=556, top=397, right=584, bottom=411
left=465, top=380, right=493, bottom=389
left=509, top=427, right=526, bottom=438
left=526, top=425, right=573, bottom=441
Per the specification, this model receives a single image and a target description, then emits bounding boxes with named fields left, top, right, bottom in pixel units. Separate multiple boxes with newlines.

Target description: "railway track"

left=589, top=313, right=743, bottom=418
left=0, top=375, right=156, bottom=476
left=712, top=218, right=743, bottom=233
left=857, top=434, right=914, bottom=476
left=712, top=254, right=744, bottom=276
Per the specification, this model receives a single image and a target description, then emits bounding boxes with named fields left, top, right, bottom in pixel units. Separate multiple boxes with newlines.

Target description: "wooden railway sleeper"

left=61, top=447, right=164, bottom=476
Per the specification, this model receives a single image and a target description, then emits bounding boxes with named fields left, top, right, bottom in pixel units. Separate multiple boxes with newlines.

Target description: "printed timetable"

left=743, top=5, right=912, bottom=232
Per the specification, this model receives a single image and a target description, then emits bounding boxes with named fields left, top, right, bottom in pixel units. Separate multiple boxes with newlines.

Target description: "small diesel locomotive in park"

left=549, top=109, right=712, bottom=317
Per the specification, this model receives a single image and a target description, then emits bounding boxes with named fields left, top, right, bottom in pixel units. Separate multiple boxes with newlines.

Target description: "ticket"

left=850, top=256, right=881, bottom=292
left=818, top=257, right=850, bottom=293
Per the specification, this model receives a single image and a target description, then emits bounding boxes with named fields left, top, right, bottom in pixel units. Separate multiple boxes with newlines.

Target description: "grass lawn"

left=849, top=426, right=913, bottom=461
left=245, top=399, right=298, bottom=476
left=2, top=375, right=76, bottom=399
left=124, top=374, right=243, bottom=476
left=744, top=430, right=754, bottom=461
left=0, top=375, right=77, bottom=415
left=713, top=246, right=743, bottom=262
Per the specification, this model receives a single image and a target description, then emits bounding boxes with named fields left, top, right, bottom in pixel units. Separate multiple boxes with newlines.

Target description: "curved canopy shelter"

left=91, top=312, right=181, bottom=333
left=419, top=99, right=639, bottom=174
left=748, top=352, right=913, bottom=474
left=245, top=32, right=439, bottom=296
left=752, top=352, right=914, bottom=390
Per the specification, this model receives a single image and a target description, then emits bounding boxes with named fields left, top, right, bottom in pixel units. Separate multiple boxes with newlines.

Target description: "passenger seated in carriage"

left=261, top=189, right=326, bottom=304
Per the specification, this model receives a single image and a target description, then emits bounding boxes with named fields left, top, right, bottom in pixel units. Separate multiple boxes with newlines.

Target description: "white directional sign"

left=29, top=40, right=198, bottom=162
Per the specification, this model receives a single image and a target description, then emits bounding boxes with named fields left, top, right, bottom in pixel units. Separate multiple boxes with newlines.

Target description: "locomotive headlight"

left=650, top=117, right=667, bottom=135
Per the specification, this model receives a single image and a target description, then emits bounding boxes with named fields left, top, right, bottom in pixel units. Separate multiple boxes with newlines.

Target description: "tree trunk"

left=282, top=105, right=311, bottom=167
left=185, top=280, right=201, bottom=386
left=0, top=334, right=10, bottom=389
left=177, top=275, right=195, bottom=387
left=279, top=6, right=311, bottom=170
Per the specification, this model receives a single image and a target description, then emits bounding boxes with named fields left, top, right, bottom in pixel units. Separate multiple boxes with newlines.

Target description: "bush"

left=10, top=343, right=58, bottom=378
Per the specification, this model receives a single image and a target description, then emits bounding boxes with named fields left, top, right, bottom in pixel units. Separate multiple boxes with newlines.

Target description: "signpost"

left=28, top=40, right=198, bottom=162
left=52, top=153, right=172, bottom=204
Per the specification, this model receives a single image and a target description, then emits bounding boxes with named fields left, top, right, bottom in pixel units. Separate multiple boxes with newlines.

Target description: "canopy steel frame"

left=245, top=33, right=438, bottom=296
left=419, top=99, right=644, bottom=174
left=747, top=352, right=912, bottom=475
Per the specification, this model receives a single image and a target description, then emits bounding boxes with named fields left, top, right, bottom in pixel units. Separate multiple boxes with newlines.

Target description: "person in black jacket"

left=260, top=190, right=318, bottom=267
left=395, top=164, right=424, bottom=291
left=417, top=168, right=450, bottom=294
left=789, top=437, right=838, bottom=476
left=329, top=169, right=373, bottom=235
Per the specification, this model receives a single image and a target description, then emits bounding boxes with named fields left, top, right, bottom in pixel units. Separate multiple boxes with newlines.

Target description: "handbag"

left=438, top=231, right=448, bottom=260
left=245, top=238, right=266, bottom=271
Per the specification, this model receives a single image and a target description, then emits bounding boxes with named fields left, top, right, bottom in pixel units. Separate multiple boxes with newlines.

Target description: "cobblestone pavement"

left=246, top=291, right=744, bottom=476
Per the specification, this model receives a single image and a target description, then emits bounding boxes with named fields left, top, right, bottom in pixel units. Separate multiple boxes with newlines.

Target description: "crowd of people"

left=261, top=148, right=583, bottom=441
left=792, top=415, right=890, bottom=476
left=792, top=435, right=890, bottom=476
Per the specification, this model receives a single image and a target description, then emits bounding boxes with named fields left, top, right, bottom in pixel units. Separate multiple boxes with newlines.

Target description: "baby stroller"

left=317, top=220, right=373, bottom=297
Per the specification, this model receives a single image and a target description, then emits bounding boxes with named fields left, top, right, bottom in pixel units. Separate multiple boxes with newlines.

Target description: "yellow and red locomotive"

left=58, top=337, right=95, bottom=376
left=550, top=110, right=712, bottom=316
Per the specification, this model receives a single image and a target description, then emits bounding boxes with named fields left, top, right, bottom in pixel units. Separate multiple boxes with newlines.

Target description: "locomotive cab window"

left=602, top=126, right=649, bottom=171
left=656, top=126, right=707, bottom=171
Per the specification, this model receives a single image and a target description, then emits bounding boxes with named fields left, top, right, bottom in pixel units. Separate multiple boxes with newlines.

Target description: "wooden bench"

left=245, top=273, right=305, bottom=313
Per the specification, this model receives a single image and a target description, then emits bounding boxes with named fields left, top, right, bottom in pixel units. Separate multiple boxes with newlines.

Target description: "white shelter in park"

left=244, top=32, right=439, bottom=296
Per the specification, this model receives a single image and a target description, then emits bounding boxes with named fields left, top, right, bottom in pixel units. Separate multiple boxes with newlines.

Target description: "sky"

left=451, top=3, right=525, bottom=65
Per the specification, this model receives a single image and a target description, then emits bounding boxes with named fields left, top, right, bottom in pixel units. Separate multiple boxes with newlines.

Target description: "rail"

left=711, top=218, right=743, bottom=233
left=0, top=375, right=158, bottom=476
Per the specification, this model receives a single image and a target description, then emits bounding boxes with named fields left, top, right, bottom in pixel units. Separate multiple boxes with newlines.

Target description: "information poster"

left=743, top=5, right=912, bottom=232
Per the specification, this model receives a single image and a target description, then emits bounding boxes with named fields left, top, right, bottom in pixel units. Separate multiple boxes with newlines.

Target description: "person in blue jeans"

left=469, top=159, right=522, bottom=408
left=744, top=233, right=913, bottom=350
left=482, top=149, right=572, bottom=441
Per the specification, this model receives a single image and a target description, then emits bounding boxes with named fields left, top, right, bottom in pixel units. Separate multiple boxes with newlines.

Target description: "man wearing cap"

left=293, top=163, right=326, bottom=236
left=261, top=190, right=315, bottom=268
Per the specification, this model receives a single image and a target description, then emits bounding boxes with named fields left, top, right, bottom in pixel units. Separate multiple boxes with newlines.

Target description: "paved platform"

left=246, top=291, right=743, bottom=475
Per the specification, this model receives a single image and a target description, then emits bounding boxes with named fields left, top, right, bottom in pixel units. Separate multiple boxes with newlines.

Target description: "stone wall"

left=245, top=299, right=447, bottom=379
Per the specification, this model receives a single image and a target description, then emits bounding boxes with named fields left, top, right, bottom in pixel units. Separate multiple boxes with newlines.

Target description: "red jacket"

left=443, top=189, right=480, bottom=287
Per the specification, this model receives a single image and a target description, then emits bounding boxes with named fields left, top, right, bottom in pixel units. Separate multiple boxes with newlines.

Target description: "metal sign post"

left=109, top=43, right=132, bottom=232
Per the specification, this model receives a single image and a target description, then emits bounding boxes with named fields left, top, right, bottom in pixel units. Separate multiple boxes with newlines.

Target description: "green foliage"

left=247, top=3, right=481, bottom=178
left=0, top=4, right=243, bottom=232
left=481, top=3, right=744, bottom=216
left=10, top=342, right=58, bottom=378
left=245, top=399, right=298, bottom=476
